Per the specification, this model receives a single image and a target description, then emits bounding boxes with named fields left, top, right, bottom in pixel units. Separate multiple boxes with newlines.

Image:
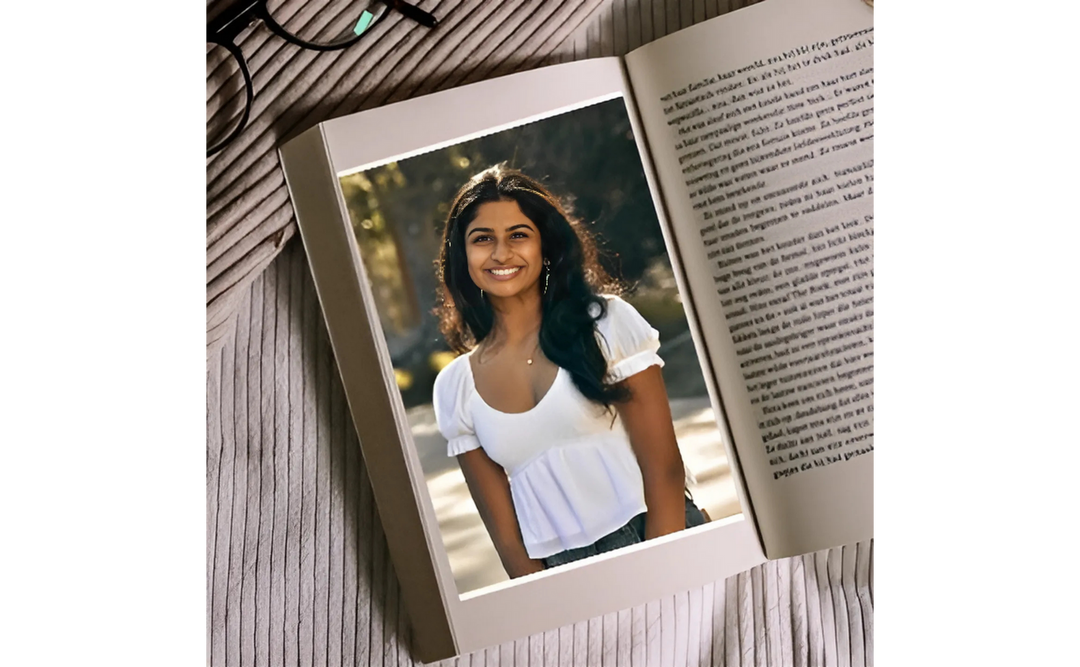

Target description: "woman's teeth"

left=489, top=267, right=521, bottom=276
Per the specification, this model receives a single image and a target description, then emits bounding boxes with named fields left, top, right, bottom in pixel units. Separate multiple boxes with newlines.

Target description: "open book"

left=279, top=0, right=872, bottom=660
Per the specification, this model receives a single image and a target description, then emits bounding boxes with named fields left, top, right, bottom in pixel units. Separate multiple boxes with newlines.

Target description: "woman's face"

left=463, top=199, right=544, bottom=300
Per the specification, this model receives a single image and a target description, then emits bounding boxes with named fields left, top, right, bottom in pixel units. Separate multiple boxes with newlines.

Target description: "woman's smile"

left=486, top=266, right=524, bottom=280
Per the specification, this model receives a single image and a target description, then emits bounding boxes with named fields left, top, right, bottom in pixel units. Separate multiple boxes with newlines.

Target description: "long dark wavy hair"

left=435, top=165, right=630, bottom=410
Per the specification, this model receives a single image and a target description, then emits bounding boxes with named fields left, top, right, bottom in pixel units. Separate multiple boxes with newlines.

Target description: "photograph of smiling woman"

left=336, top=96, right=740, bottom=595
left=432, top=166, right=708, bottom=579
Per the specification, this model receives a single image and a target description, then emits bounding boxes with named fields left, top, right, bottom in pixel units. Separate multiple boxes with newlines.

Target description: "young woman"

left=432, top=165, right=706, bottom=578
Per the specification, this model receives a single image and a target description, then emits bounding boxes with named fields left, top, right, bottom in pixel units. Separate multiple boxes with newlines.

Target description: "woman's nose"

left=491, top=239, right=512, bottom=262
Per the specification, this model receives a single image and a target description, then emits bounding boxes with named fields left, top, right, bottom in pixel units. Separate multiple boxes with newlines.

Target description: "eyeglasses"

left=207, top=0, right=437, bottom=157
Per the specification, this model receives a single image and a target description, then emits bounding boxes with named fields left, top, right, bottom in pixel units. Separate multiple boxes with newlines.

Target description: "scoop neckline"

left=465, top=351, right=563, bottom=416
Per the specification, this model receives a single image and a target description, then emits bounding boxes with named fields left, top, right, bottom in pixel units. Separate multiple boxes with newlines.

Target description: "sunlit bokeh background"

left=339, top=98, right=740, bottom=595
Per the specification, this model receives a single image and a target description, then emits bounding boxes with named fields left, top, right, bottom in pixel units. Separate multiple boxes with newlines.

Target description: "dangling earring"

left=543, top=258, right=551, bottom=295
left=480, top=289, right=485, bottom=299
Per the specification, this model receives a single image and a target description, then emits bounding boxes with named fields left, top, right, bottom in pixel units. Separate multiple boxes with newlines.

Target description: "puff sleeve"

left=432, top=355, right=482, bottom=457
left=594, top=295, right=665, bottom=383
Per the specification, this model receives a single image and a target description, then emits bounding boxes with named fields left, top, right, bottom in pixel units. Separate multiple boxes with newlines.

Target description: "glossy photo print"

left=338, top=98, right=739, bottom=596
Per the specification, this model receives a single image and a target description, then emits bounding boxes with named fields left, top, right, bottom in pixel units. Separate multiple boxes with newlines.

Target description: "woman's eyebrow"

left=467, top=223, right=534, bottom=237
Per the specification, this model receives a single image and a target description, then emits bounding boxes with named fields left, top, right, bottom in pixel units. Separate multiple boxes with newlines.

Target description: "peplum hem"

left=509, top=435, right=648, bottom=559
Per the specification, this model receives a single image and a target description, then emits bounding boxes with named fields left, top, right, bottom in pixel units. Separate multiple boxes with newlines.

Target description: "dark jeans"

left=542, top=496, right=708, bottom=569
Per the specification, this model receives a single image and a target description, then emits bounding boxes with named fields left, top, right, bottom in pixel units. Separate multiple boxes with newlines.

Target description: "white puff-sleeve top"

left=432, top=295, right=665, bottom=559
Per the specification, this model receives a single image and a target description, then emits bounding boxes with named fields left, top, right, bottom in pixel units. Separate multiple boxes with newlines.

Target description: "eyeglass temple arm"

left=384, top=0, right=439, bottom=28
left=207, top=0, right=264, bottom=43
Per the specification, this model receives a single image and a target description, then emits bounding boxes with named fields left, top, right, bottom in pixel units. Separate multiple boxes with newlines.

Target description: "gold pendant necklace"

left=477, top=339, right=542, bottom=365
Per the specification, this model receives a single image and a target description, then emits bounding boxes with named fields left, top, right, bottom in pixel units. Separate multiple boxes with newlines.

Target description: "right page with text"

left=625, top=0, right=873, bottom=558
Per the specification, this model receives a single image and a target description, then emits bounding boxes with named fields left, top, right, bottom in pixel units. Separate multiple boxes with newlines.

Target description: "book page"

left=625, top=0, right=873, bottom=558
left=285, top=57, right=768, bottom=656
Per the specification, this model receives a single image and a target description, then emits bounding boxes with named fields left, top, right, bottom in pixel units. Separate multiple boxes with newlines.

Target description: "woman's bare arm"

left=457, top=448, right=546, bottom=578
left=617, top=365, right=688, bottom=539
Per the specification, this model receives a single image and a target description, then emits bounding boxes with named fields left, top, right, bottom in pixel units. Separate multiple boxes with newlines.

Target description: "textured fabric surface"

left=206, top=1, right=874, bottom=664
left=207, top=242, right=874, bottom=666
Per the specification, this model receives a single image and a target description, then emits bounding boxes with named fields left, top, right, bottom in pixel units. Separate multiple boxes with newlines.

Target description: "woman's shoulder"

left=594, top=294, right=649, bottom=331
left=432, top=351, right=482, bottom=450
left=592, top=294, right=662, bottom=374
left=433, top=351, right=475, bottom=394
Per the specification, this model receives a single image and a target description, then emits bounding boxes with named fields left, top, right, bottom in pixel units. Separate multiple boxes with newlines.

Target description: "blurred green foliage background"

left=339, top=98, right=708, bottom=408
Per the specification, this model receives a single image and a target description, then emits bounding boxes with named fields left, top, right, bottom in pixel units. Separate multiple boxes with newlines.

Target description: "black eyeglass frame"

left=207, top=0, right=437, bottom=156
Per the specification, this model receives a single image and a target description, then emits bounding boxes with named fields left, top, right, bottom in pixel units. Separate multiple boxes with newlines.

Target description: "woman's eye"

left=469, top=230, right=531, bottom=244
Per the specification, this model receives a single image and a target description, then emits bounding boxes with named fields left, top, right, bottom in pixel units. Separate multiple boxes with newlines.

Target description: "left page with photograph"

left=280, top=58, right=766, bottom=661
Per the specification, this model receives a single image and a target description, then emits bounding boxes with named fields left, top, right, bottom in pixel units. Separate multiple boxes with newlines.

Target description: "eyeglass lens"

left=206, top=43, right=250, bottom=154
left=207, top=1, right=435, bottom=155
